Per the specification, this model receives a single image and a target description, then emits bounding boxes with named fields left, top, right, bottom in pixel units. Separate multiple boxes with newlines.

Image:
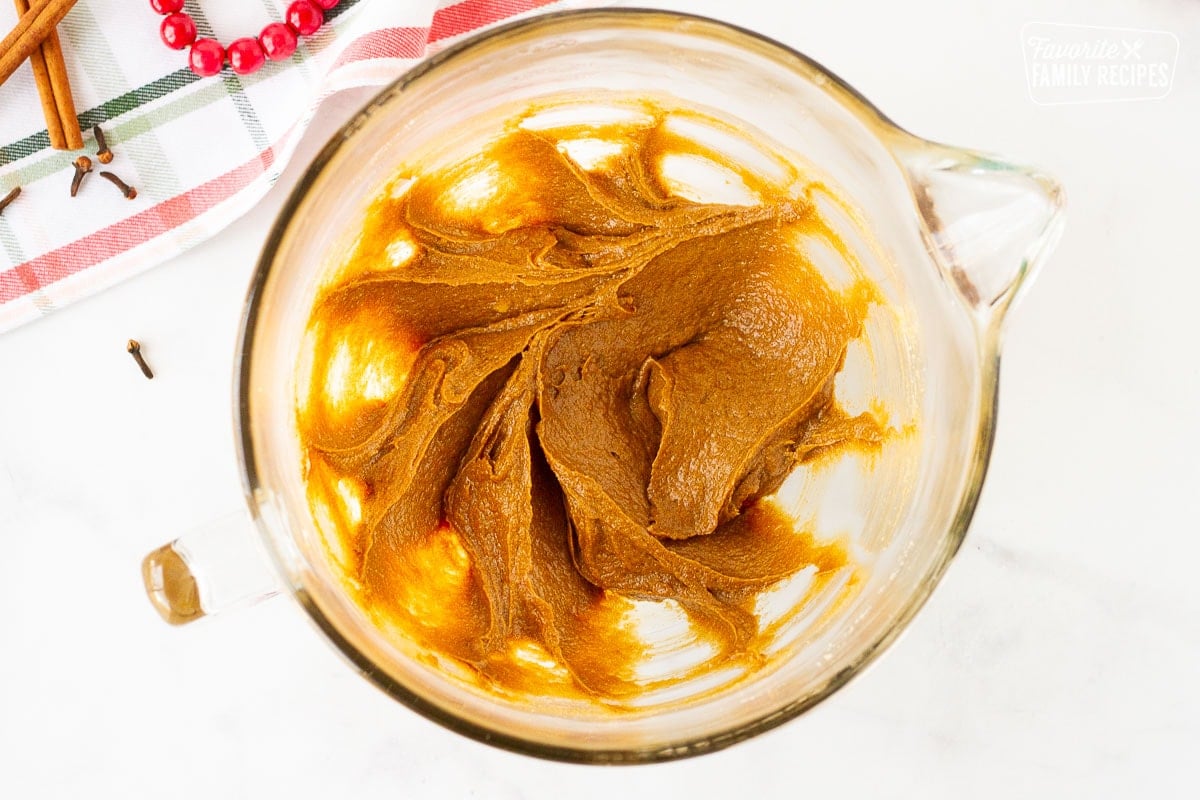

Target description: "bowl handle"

left=899, top=141, right=1066, bottom=333
left=141, top=509, right=281, bottom=625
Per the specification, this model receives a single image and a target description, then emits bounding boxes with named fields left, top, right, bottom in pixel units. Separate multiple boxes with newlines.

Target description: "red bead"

left=149, top=0, right=184, bottom=14
left=286, top=1, right=325, bottom=37
left=259, top=23, right=298, bottom=62
left=313, top=0, right=340, bottom=8
left=228, top=38, right=266, bottom=76
left=160, top=13, right=196, bottom=50
left=188, top=39, right=225, bottom=77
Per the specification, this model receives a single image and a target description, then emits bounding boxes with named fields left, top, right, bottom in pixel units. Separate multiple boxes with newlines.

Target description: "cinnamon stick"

left=40, top=26, right=82, bottom=149
left=0, top=0, right=80, bottom=88
left=12, top=0, right=65, bottom=149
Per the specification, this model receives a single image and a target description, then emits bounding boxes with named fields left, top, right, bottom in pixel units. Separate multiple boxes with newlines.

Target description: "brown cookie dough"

left=299, top=104, right=887, bottom=700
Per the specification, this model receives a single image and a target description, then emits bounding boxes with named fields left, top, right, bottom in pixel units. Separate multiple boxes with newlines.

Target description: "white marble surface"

left=2, top=1, right=1198, bottom=796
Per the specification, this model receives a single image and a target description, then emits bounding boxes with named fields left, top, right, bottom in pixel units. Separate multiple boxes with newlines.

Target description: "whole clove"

left=127, top=339, right=154, bottom=380
left=99, top=171, right=137, bottom=200
left=0, top=186, right=19, bottom=216
left=70, top=155, right=92, bottom=197
left=93, top=124, right=113, bottom=164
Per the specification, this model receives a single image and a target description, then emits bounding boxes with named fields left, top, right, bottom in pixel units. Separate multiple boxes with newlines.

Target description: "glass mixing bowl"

left=141, top=8, right=1064, bottom=763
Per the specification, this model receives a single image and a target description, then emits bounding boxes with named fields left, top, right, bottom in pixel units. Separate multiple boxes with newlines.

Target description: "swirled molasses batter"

left=299, top=102, right=887, bottom=701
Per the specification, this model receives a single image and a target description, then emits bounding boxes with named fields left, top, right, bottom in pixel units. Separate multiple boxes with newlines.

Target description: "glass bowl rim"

left=234, top=6, right=996, bottom=764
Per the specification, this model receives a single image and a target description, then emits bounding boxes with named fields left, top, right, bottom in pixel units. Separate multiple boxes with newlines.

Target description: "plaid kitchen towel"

left=0, top=0, right=576, bottom=333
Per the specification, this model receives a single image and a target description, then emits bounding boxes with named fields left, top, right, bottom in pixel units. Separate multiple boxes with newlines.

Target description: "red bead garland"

left=228, top=37, right=267, bottom=76
left=151, top=0, right=339, bottom=77
left=160, top=13, right=197, bottom=50
left=188, top=39, right=225, bottom=78
left=259, top=23, right=298, bottom=62
left=285, top=1, right=324, bottom=37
